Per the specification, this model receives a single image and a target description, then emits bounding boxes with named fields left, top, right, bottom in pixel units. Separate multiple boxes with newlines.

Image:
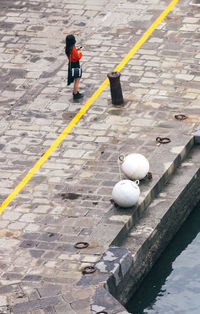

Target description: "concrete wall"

left=79, top=138, right=200, bottom=313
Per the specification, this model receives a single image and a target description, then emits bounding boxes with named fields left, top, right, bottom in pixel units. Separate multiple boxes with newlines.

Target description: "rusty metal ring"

left=147, top=172, right=153, bottom=180
left=119, top=154, right=125, bottom=162
left=175, top=114, right=187, bottom=121
left=82, top=266, right=97, bottom=275
left=74, top=242, right=89, bottom=249
left=96, top=312, right=108, bottom=314
left=156, top=137, right=171, bottom=144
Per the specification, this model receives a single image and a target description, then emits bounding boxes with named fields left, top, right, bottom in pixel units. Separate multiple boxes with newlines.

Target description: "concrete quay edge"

left=78, top=137, right=200, bottom=313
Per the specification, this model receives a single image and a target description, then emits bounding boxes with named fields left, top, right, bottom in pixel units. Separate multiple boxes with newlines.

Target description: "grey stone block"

left=91, top=287, right=129, bottom=313
left=37, top=285, right=62, bottom=298
left=95, top=247, right=133, bottom=287
left=23, top=275, right=42, bottom=282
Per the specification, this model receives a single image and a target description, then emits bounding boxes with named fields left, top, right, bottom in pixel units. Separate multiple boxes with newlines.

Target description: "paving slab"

left=0, top=0, right=200, bottom=313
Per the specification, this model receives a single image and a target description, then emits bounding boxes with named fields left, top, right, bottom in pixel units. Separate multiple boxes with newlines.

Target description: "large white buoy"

left=112, top=179, right=140, bottom=208
left=120, top=153, right=149, bottom=180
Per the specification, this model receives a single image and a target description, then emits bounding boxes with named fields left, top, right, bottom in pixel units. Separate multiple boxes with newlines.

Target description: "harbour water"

left=126, top=202, right=200, bottom=314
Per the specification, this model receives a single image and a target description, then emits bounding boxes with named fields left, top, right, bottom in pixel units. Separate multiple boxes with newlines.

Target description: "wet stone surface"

left=0, top=0, right=200, bottom=313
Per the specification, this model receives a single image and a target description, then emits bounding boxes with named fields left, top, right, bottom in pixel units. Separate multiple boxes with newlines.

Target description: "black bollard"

left=107, top=71, right=124, bottom=106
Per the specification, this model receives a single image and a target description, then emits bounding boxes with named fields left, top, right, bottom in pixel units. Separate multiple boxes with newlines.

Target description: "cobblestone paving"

left=0, top=0, right=200, bottom=313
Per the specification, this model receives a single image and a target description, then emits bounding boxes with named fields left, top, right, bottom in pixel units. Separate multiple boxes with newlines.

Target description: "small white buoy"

left=112, top=179, right=140, bottom=208
left=119, top=153, right=149, bottom=180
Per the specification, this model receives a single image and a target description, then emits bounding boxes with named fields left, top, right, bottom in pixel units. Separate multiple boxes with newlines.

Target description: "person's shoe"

left=73, top=92, right=84, bottom=100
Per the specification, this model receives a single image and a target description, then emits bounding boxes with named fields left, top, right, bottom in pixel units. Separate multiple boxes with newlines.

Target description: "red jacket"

left=68, top=47, right=82, bottom=62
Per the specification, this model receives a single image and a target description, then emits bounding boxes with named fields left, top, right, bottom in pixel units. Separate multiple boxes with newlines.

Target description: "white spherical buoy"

left=112, top=179, right=140, bottom=208
left=120, top=153, right=149, bottom=180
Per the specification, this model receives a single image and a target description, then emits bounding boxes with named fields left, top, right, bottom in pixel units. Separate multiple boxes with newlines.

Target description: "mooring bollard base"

left=107, top=71, right=124, bottom=106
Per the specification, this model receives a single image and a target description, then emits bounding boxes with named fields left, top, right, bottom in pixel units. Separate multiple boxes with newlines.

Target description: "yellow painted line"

left=115, top=0, right=179, bottom=72
left=0, top=0, right=179, bottom=214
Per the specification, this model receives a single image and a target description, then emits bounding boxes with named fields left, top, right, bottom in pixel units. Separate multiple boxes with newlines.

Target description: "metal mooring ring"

left=174, top=114, right=187, bottom=121
left=156, top=137, right=171, bottom=144
left=74, top=242, right=89, bottom=249
left=82, top=266, right=97, bottom=275
left=119, top=154, right=125, bottom=162
left=96, top=312, right=108, bottom=314
left=147, top=172, right=153, bottom=180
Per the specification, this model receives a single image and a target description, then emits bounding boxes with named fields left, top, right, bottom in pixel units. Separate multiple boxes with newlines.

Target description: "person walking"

left=65, top=34, right=84, bottom=100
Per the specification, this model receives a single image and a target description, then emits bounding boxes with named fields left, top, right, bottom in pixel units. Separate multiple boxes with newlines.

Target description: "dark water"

left=126, top=202, right=200, bottom=314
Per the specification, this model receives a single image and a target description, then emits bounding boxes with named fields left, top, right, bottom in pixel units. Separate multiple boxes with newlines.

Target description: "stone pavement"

left=0, top=0, right=200, bottom=313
